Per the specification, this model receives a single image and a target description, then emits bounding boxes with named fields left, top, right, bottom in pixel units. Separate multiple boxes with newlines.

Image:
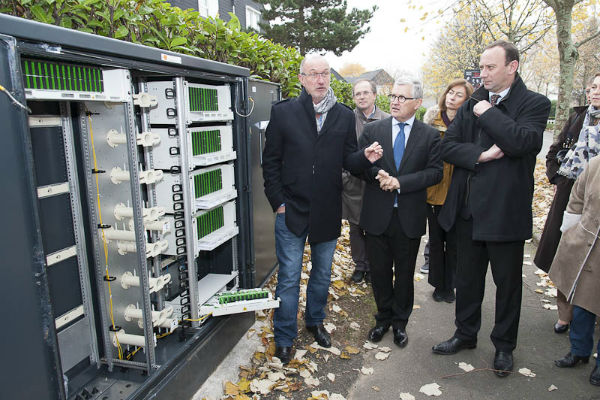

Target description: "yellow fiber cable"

left=183, top=313, right=212, bottom=323
left=88, top=114, right=124, bottom=360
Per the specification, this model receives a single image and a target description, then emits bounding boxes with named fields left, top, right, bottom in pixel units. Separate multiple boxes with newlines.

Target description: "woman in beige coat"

left=550, top=153, right=600, bottom=386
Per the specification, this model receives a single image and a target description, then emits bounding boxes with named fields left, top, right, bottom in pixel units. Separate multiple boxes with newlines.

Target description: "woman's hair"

left=438, top=79, right=474, bottom=111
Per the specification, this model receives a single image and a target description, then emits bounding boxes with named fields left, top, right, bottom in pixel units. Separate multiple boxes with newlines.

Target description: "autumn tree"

left=422, top=7, right=490, bottom=98
left=339, top=63, right=367, bottom=77
left=256, top=0, right=376, bottom=55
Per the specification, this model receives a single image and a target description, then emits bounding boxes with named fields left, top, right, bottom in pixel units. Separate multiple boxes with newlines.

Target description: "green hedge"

left=1, top=0, right=302, bottom=96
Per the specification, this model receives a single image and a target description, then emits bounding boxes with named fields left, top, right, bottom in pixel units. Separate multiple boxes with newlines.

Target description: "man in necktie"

left=432, top=40, right=551, bottom=377
left=357, top=76, right=443, bottom=348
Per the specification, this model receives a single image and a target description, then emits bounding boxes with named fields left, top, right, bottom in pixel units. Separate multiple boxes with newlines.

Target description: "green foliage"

left=2, top=0, right=302, bottom=97
left=330, top=77, right=353, bottom=108
left=256, top=0, right=376, bottom=56
left=376, top=94, right=390, bottom=114
left=415, top=106, right=427, bottom=121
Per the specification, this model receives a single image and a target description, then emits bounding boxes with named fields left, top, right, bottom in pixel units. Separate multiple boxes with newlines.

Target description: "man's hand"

left=473, top=100, right=493, bottom=117
left=478, top=144, right=504, bottom=163
left=364, top=141, right=383, bottom=163
left=376, top=170, right=399, bottom=191
left=276, top=205, right=285, bottom=214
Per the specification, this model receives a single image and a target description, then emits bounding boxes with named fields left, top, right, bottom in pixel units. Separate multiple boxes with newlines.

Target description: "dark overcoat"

left=262, top=89, right=371, bottom=243
left=534, top=106, right=587, bottom=271
left=358, top=117, right=443, bottom=238
left=438, top=75, right=551, bottom=241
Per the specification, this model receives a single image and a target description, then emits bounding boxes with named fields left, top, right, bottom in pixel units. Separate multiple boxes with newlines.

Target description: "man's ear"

left=509, top=60, right=519, bottom=75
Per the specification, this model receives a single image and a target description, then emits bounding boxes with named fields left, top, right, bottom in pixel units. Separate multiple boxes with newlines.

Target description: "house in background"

left=169, top=0, right=263, bottom=31
left=331, top=68, right=345, bottom=82
left=345, top=69, right=395, bottom=94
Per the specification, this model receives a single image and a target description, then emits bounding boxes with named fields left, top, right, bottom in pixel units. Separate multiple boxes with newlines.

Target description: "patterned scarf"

left=313, top=87, right=337, bottom=115
left=558, top=105, right=600, bottom=180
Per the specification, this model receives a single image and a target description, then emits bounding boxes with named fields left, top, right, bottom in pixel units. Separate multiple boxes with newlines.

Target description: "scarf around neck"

left=313, top=87, right=337, bottom=115
left=558, top=105, right=600, bottom=180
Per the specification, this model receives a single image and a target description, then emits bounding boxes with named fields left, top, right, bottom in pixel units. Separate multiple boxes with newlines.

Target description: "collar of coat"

left=470, top=73, right=527, bottom=115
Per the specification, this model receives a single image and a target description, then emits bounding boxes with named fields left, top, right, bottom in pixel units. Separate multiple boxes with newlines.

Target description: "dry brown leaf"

left=344, top=346, right=360, bottom=354
left=237, top=378, right=251, bottom=393
left=225, top=381, right=240, bottom=396
left=340, top=351, right=351, bottom=359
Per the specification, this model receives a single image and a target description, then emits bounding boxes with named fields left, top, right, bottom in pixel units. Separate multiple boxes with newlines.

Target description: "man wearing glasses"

left=357, top=76, right=442, bottom=348
left=343, top=80, right=390, bottom=284
left=262, top=54, right=383, bottom=364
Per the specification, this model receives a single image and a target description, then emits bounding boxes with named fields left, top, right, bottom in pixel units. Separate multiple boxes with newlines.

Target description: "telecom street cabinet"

left=0, top=13, right=279, bottom=400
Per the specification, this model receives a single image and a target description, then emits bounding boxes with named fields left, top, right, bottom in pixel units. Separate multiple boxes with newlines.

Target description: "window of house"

left=246, top=6, right=261, bottom=31
left=198, top=0, right=218, bottom=17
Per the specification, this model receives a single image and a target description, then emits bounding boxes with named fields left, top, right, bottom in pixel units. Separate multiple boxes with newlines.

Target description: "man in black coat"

left=262, top=54, right=382, bottom=364
left=358, top=76, right=443, bottom=348
left=432, top=40, right=551, bottom=377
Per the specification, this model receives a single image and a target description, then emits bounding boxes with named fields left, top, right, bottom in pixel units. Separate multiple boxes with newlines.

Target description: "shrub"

left=1, top=0, right=302, bottom=97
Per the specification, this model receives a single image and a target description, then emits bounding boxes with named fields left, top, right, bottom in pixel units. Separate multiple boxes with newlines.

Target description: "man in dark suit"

left=262, top=54, right=382, bottom=364
left=358, top=76, right=443, bottom=348
left=432, top=40, right=551, bottom=377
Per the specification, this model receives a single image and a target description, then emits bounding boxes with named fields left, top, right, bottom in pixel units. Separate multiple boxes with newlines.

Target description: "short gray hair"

left=300, top=54, right=329, bottom=74
left=394, top=76, right=423, bottom=99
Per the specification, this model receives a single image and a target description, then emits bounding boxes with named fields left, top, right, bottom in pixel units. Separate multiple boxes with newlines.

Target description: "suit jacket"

left=342, top=106, right=390, bottom=224
left=262, top=89, right=372, bottom=243
left=358, top=117, right=443, bottom=238
left=438, top=74, right=551, bottom=241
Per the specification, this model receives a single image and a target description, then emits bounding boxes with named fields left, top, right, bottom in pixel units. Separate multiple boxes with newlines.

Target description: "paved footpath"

left=348, top=239, right=600, bottom=400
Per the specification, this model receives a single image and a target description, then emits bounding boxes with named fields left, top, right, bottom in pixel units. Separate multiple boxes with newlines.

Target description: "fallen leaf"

left=238, top=378, right=251, bottom=393
left=350, top=322, right=360, bottom=330
left=340, top=351, right=351, bottom=359
left=300, top=369, right=312, bottom=379
left=534, top=289, right=544, bottom=294
left=304, top=376, right=320, bottom=386
left=400, top=393, right=416, bottom=400
left=419, top=383, right=442, bottom=396
left=548, top=384, right=558, bottom=391
left=225, top=381, right=240, bottom=396
left=324, top=323, right=337, bottom=333
left=458, top=362, right=474, bottom=372
left=534, top=269, right=547, bottom=276
left=413, top=304, right=421, bottom=310
left=330, top=394, right=346, bottom=400
left=345, top=346, right=360, bottom=354
left=519, top=368, right=536, bottom=377
left=545, top=288, right=558, bottom=297
left=294, top=349, right=307, bottom=361
left=523, top=261, right=532, bottom=265
left=267, top=371, right=286, bottom=381
left=250, top=379, right=274, bottom=395
left=363, top=341, right=378, bottom=350
left=327, top=373, right=335, bottom=382
left=543, top=304, right=558, bottom=310
left=375, top=352, right=390, bottom=360
left=361, top=366, right=374, bottom=375
left=332, top=304, right=342, bottom=313
left=332, top=280, right=346, bottom=290
left=310, top=390, right=329, bottom=399
left=379, top=346, right=392, bottom=353
left=372, top=386, right=380, bottom=391
left=414, top=273, right=425, bottom=281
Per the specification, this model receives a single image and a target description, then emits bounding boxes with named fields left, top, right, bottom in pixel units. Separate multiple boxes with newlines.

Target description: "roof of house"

left=346, top=69, right=394, bottom=85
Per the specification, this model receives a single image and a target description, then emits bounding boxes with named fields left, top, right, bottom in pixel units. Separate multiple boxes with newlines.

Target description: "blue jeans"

left=570, top=305, right=600, bottom=366
left=273, top=213, right=337, bottom=347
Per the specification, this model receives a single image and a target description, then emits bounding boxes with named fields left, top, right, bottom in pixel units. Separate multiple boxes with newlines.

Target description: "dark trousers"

left=427, top=205, right=457, bottom=292
left=366, top=209, right=420, bottom=330
left=570, top=305, right=600, bottom=365
left=349, top=222, right=369, bottom=271
left=454, top=217, right=524, bottom=352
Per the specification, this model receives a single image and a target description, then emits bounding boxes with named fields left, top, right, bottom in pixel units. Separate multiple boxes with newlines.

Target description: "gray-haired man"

left=343, top=79, right=390, bottom=283
left=357, top=76, right=443, bottom=348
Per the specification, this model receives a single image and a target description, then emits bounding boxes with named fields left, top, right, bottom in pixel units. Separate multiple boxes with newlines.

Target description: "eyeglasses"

left=388, top=94, right=416, bottom=103
left=300, top=72, right=331, bottom=80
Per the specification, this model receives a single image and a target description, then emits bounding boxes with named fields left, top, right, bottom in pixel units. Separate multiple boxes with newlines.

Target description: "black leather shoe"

left=554, top=352, right=589, bottom=368
left=443, top=291, right=456, bottom=303
left=554, top=322, right=569, bottom=334
left=306, top=324, right=331, bottom=348
left=432, top=289, right=445, bottom=302
left=493, top=351, right=513, bottom=377
left=432, top=336, right=477, bottom=355
left=368, top=324, right=390, bottom=342
left=590, top=366, right=600, bottom=386
left=393, top=328, right=408, bottom=348
left=351, top=270, right=366, bottom=283
left=275, top=346, right=292, bottom=364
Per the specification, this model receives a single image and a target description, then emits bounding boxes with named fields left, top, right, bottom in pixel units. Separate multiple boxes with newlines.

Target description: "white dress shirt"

left=489, top=87, right=510, bottom=104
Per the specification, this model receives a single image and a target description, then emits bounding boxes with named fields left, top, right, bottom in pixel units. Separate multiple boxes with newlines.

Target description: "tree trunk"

left=552, top=2, right=578, bottom=138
